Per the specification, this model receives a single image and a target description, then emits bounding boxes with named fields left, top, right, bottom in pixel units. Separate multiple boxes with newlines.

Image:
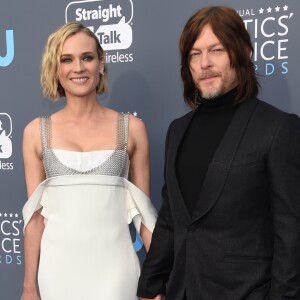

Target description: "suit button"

left=188, top=224, right=196, bottom=232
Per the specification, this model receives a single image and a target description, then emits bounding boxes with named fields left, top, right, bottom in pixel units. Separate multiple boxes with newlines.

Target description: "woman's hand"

left=140, top=295, right=164, bottom=300
left=20, top=288, right=40, bottom=300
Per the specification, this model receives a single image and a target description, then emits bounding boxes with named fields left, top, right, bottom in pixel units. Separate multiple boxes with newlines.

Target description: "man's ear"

left=247, top=47, right=252, bottom=58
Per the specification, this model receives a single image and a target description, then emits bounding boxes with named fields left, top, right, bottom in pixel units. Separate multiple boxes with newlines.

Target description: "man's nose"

left=200, top=52, right=212, bottom=69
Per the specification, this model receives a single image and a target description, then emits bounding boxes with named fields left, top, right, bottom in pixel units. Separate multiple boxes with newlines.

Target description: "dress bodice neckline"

left=40, top=112, right=130, bottom=178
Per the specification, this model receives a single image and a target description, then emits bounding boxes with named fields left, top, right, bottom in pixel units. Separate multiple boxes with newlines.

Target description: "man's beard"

left=200, top=88, right=224, bottom=100
left=197, top=71, right=224, bottom=100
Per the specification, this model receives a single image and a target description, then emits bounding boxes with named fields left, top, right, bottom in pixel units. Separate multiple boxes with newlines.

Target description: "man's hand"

left=140, top=295, right=164, bottom=300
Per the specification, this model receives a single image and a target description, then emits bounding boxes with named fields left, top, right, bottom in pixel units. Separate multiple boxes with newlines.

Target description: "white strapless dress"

left=22, top=150, right=157, bottom=300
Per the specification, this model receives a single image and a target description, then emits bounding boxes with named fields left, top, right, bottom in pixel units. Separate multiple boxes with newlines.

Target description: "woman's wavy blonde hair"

left=41, top=22, right=108, bottom=100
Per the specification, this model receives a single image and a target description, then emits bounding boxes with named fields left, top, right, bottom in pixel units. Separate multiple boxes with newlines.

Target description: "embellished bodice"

left=40, top=113, right=129, bottom=179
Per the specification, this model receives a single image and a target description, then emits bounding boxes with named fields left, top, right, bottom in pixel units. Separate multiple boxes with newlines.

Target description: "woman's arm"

left=21, top=119, right=46, bottom=300
left=21, top=210, right=44, bottom=300
left=127, top=115, right=153, bottom=251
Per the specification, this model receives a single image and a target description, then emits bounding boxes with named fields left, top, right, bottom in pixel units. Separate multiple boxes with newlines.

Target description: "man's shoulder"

left=244, top=97, right=298, bottom=121
left=247, top=98, right=300, bottom=135
left=169, top=110, right=194, bottom=128
left=256, top=98, right=288, bottom=115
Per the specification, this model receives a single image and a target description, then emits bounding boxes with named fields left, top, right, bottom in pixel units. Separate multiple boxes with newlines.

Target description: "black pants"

left=183, top=291, right=187, bottom=300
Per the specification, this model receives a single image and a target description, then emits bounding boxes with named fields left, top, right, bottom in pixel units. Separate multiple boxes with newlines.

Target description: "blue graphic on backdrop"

left=133, top=230, right=143, bottom=252
left=65, top=0, right=134, bottom=63
left=239, top=4, right=293, bottom=76
left=0, top=113, right=13, bottom=159
left=0, top=30, right=14, bottom=67
left=0, top=113, right=14, bottom=171
left=0, top=212, right=23, bottom=265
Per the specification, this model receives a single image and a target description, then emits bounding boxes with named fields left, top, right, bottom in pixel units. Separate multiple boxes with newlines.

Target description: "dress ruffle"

left=22, top=175, right=157, bottom=235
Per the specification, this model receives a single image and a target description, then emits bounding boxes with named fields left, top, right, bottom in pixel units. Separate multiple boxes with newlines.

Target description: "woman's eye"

left=61, top=57, right=72, bottom=63
left=83, top=55, right=94, bottom=61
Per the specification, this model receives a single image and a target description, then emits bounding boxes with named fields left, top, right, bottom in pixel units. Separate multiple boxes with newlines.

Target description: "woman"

left=21, top=22, right=157, bottom=300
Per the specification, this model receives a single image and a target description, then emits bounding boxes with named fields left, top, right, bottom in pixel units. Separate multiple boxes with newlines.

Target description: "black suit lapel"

left=191, top=98, right=258, bottom=222
left=167, top=111, right=196, bottom=222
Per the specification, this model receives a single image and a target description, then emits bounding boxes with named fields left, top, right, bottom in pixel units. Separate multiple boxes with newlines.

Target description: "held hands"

left=140, top=295, right=164, bottom=300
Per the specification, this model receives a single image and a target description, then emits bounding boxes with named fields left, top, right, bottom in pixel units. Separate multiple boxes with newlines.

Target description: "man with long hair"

left=138, top=6, right=300, bottom=300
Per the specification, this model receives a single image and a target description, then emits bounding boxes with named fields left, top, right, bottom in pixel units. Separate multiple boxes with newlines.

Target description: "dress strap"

left=40, top=114, right=128, bottom=151
left=117, top=113, right=129, bottom=151
left=40, top=116, right=51, bottom=151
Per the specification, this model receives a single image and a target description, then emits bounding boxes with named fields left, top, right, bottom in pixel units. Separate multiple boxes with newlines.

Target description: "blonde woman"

left=21, top=22, right=157, bottom=300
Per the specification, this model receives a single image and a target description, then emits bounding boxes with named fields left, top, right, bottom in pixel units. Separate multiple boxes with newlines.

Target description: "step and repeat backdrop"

left=0, top=0, right=299, bottom=298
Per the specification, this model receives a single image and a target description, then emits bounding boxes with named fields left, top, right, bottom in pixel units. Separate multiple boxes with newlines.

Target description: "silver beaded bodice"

left=40, top=113, right=129, bottom=179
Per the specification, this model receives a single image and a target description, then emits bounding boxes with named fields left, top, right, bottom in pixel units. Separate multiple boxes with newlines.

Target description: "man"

left=137, top=6, right=300, bottom=300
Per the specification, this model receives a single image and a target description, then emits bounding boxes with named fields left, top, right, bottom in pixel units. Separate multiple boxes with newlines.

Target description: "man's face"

left=189, top=24, right=239, bottom=99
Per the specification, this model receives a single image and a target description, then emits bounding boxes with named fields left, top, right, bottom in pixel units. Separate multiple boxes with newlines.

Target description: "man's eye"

left=212, top=48, right=224, bottom=53
left=189, top=52, right=200, bottom=60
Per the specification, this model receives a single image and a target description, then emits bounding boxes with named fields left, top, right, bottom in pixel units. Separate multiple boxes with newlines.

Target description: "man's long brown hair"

left=180, top=6, right=259, bottom=109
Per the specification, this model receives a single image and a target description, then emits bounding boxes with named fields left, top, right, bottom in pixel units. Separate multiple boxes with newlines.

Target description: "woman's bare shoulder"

left=128, top=113, right=147, bottom=134
left=23, top=117, right=40, bottom=137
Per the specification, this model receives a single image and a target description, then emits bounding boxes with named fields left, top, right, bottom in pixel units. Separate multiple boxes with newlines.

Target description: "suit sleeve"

left=137, top=123, right=175, bottom=298
left=268, top=114, right=300, bottom=299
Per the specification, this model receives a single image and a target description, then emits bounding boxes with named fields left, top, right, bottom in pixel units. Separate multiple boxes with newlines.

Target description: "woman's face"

left=58, top=31, right=102, bottom=99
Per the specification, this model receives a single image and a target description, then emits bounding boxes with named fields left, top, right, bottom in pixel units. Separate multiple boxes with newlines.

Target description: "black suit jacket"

left=138, top=98, right=300, bottom=300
